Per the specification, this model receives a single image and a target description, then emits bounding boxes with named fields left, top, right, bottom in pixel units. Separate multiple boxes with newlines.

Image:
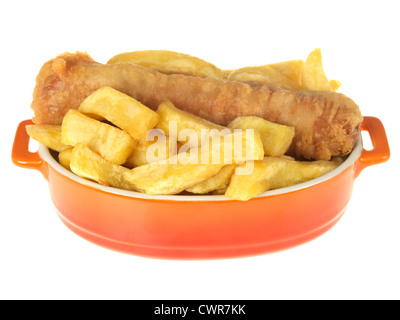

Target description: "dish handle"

left=354, top=116, right=390, bottom=178
left=11, top=119, right=48, bottom=180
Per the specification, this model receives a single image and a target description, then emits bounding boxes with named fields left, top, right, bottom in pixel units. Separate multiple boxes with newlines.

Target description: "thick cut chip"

left=302, top=48, right=340, bottom=91
left=225, top=156, right=341, bottom=201
left=187, top=130, right=264, bottom=165
left=186, top=164, right=236, bottom=194
left=228, top=65, right=301, bottom=89
left=78, top=86, right=160, bottom=142
left=124, top=160, right=224, bottom=195
left=26, top=124, right=70, bottom=152
left=61, top=109, right=136, bottom=165
left=228, top=116, right=295, bottom=156
left=267, top=60, right=304, bottom=87
left=156, top=99, right=229, bottom=148
left=58, top=148, right=73, bottom=170
left=107, top=50, right=226, bottom=79
left=70, top=144, right=138, bottom=191
left=124, top=141, right=154, bottom=168
left=124, top=133, right=180, bottom=168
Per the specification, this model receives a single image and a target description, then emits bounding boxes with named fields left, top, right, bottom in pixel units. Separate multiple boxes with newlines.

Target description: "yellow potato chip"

left=228, top=116, right=295, bottom=157
left=78, top=86, right=160, bottom=142
left=302, top=48, right=339, bottom=91
left=266, top=59, right=304, bottom=88
left=61, top=110, right=136, bottom=165
left=186, top=164, right=237, bottom=194
left=26, top=124, right=70, bottom=152
left=70, top=144, right=138, bottom=191
left=58, top=148, right=73, bottom=170
left=225, top=156, right=341, bottom=201
left=108, top=50, right=226, bottom=79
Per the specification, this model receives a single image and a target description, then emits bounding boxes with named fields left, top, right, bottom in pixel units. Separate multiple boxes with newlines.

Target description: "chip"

left=267, top=59, right=304, bottom=87
left=70, top=144, right=138, bottom=191
left=61, top=109, right=136, bottom=165
left=228, top=116, right=295, bottom=156
left=107, top=50, right=226, bottom=79
left=225, top=156, right=341, bottom=201
left=124, top=132, right=180, bottom=168
left=156, top=99, right=229, bottom=148
left=302, top=48, right=339, bottom=91
left=78, top=86, right=160, bottom=142
left=186, top=164, right=237, bottom=194
left=58, top=148, right=73, bottom=170
left=26, top=124, right=70, bottom=152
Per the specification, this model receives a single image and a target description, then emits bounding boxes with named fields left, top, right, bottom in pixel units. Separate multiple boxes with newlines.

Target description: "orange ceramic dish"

left=12, top=116, right=389, bottom=259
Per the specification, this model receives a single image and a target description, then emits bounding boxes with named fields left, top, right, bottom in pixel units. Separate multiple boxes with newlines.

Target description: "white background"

left=1, top=0, right=399, bottom=300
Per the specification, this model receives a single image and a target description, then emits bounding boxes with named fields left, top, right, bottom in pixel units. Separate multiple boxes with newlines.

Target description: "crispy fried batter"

left=31, top=52, right=363, bottom=160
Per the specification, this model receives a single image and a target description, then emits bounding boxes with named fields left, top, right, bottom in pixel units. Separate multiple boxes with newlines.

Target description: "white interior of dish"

left=38, top=136, right=363, bottom=201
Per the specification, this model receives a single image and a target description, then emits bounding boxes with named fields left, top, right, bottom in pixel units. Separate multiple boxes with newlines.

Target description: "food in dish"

left=30, top=50, right=362, bottom=160
left=27, top=49, right=358, bottom=200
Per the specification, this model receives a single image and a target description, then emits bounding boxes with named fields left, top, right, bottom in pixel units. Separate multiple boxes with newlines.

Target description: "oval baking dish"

left=12, top=116, right=389, bottom=259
